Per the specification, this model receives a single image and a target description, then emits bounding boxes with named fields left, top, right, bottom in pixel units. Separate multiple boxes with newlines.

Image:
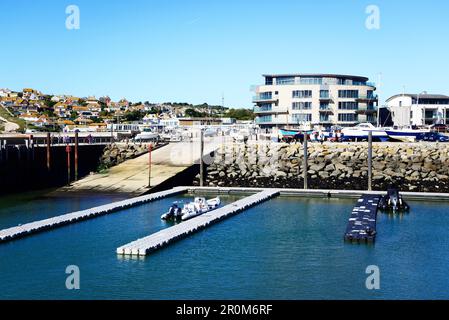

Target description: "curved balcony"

left=319, top=109, right=334, bottom=115
left=356, top=95, right=378, bottom=102
left=355, top=108, right=377, bottom=115
left=254, top=106, right=289, bottom=114
left=253, top=94, right=279, bottom=103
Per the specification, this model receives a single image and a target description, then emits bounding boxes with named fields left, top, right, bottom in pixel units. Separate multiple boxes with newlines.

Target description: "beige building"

left=253, top=74, right=378, bottom=128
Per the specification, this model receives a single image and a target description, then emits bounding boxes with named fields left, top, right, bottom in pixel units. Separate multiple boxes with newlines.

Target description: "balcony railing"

left=355, top=104, right=377, bottom=113
left=356, top=94, right=378, bottom=101
left=255, top=116, right=273, bottom=124
left=254, top=106, right=272, bottom=113
left=254, top=106, right=288, bottom=114
left=253, top=94, right=278, bottom=103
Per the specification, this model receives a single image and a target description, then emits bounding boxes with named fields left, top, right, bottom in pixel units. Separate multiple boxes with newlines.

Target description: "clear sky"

left=1, top=0, right=448, bottom=108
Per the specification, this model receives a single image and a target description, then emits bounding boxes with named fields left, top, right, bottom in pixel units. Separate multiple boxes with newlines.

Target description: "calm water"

left=0, top=192, right=449, bottom=300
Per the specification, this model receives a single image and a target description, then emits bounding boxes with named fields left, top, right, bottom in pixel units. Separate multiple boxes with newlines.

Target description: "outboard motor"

left=379, top=188, right=410, bottom=213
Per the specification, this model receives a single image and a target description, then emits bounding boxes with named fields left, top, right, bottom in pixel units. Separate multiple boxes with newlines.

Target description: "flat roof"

left=262, top=73, right=369, bottom=82
left=386, top=94, right=449, bottom=102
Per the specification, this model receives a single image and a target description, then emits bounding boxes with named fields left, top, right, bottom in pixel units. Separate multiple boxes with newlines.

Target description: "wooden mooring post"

left=74, top=131, right=79, bottom=181
left=46, top=132, right=51, bottom=171
left=66, top=144, right=71, bottom=185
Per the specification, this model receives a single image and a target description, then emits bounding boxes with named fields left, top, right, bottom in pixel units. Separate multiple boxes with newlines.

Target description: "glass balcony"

left=254, top=106, right=272, bottom=113
left=319, top=94, right=333, bottom=101
left=253, top=94, right=278, bottom=103
left=356, top=94, right=378, bottom=101
left=255, top=116, right=273, bottom=124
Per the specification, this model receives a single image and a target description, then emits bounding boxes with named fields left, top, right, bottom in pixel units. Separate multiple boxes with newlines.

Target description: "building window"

left=338, top=113, right=358, bottom=122
left=292, top=102, right=312, bottom=110
left=276, top=77, right=295, bottom=85
left=257, top=115, right=272, bottom=123
left=257, top=103, right=272, bottom=112
left=320, top=90, right=329, bottom=98
left=265, top=77, right=273, bottom=85
left=320, top=103, right=330, bottom=110
left=292, top=113, right=312, bottom=123
left=367, top=114, right=375, bottom=122
left=320, top=114, right=329, bottom=122
left=338, top=90, right=359, bottom=98
left=292, top=90, right=312, bottom=98
left=338, top=102, right=359, bottom=110
left=299, top=77, right=323, bottom=85
left=259, top=92, right=272, bottom=100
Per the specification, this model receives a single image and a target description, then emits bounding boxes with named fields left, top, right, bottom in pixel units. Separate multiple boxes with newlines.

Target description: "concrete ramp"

left=57, top=138, right=226, bottom=195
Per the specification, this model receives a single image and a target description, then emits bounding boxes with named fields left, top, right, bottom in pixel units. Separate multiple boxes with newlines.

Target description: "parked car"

left=430, top=124, right=448, bottom=133
left=417, top=132, right=449, bottom=142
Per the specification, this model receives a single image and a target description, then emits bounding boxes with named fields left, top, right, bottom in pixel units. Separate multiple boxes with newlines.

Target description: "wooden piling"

left=66, top=144, right=71, bottom=185
left=46, top=133, right=51, bottom=171
left=74, top=131, right=79, bottom=181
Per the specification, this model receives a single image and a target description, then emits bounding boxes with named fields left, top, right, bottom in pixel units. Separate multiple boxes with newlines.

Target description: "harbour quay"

left=201, top=141, right=449, bottom=193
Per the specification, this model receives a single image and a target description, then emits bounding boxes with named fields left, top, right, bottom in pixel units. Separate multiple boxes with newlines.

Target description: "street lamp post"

left=417, top=91, right=427, bottom=126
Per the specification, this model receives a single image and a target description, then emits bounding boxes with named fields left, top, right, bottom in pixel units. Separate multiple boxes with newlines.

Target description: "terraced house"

left=253, top=73, right=378, bottom=129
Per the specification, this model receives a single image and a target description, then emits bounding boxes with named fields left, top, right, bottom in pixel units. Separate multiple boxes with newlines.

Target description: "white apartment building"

left=386, top=94, right=449, bottom=127
left=253, top=74, right=378, bottom=128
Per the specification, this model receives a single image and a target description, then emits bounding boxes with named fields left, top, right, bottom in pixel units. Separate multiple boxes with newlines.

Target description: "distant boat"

left=341, top=123, right=389, bottom=142
left=279, top=128, right=302, bottom=136
left=161, top=197, right=221, bottom=221
left=385, top=126, right=430, bottom=142
left=134, top=132, right=159, bottom=142
left=279, top=128, right=304, bottom=139
left=230, top=129, right=249, bottom=142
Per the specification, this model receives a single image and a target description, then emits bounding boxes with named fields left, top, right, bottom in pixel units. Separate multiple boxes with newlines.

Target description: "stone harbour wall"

left=98, top=143, right=152, bottom=171
left=195, top=142, right=449, bottom=192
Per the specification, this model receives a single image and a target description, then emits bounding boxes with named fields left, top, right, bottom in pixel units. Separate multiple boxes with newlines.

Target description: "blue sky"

left=1, top=0, right=448, bottom=108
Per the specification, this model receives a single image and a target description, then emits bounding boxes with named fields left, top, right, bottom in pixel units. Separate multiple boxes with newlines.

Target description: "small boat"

left=161, top=197, right=221, bottom=221
left=160, top=202, right=183, bottom=221
left=230, top=129, right=249, bottom=142
left=180, top=197, right=221, bottom=221
left=134, top=131, right=159, bottom=142
left=341, top=123, right=389, bottom=142
left=379, top=188, right=410, bottom=213
left=385, top=125, right=430, bottom=142
left=279, top=128, right=304, bottom=142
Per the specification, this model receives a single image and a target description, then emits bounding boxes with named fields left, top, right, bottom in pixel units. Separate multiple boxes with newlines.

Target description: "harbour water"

left=0, top=193, right=448, bottom=300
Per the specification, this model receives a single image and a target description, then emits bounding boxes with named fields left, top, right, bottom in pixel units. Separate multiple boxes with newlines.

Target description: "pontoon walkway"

left=0, top=187, right=187, bottom=243
left=344, top=194, right=380, bottom=243
left=116, top=189, right=280, bottom=256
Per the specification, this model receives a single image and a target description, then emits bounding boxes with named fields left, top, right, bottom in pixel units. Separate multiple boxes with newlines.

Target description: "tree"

left=42, top=109, right=56, bottom=118
left=45, top=100, right=58, bottom=109
left=225, top=108, right=255, bottom=121
left=123, top=110, right=144, bottom=122
left=185, top=108, right=205, bottom=118
left=90, top=117, right=103, bottom=123
left=70, top=111, right=78, bottom=119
